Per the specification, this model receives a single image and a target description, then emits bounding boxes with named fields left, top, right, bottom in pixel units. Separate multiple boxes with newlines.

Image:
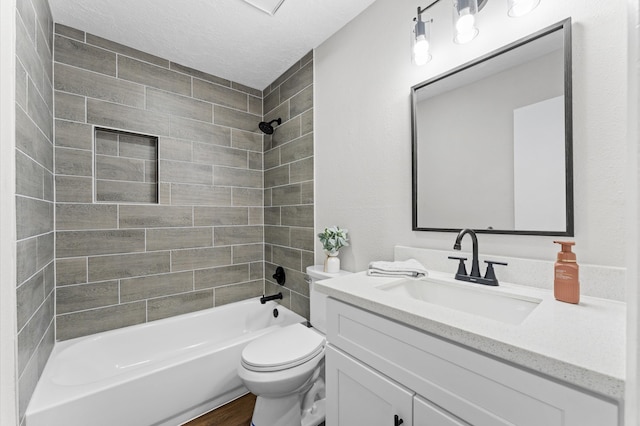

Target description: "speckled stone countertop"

left=316, top=270, right=626, bottom=400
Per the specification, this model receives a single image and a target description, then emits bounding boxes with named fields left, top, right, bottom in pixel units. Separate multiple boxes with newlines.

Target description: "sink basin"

left=377, top=278, right=541, bottom=325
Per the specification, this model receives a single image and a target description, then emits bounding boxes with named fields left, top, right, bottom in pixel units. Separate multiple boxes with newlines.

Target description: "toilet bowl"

left=237, top=266, right=351, bottom=426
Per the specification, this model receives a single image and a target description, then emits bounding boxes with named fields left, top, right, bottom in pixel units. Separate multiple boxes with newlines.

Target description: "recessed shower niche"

left=94, top=128, right=159, bottom=203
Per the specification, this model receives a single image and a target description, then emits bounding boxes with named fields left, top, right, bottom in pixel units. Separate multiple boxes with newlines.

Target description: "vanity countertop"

left=315, top=270, right=626, bottom=400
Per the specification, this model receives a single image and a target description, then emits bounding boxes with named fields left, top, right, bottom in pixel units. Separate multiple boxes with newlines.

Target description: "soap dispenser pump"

left=553, top=241, right=580, bottom=304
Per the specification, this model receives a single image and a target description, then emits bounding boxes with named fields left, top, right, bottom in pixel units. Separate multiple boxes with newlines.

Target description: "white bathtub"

left=26, top=297, right=305, bottom=426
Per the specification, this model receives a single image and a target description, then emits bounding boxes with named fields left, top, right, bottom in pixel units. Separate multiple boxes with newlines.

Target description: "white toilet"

left=238, top=265, right=350, bottom=426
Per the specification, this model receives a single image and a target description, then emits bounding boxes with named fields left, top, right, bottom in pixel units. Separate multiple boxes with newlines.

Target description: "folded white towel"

left=367, top=259, right=428, bottom=278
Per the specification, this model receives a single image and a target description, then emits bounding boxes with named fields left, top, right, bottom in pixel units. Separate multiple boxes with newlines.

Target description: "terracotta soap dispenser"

left=553, top=241, right=580, bottom=304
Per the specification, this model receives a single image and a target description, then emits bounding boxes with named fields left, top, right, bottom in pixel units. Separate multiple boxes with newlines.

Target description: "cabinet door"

left=326, top=345, right=413, bottom=426
left=414, top=396, right=470, bottom=426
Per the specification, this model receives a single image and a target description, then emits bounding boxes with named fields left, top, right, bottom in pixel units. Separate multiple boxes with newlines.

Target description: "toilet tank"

left=306, top=265, right=352, bottom=334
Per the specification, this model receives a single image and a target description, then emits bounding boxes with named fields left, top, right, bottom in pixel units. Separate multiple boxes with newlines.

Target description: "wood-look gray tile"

left=264, top=148, right=280, bottom=170
left=248, top=95, right=262, bottom=116
left=272, top=184, right=301, bottom=206
left=231, top=129, right=263, bottom=152
left=265, top=281, right=291, bottom=309
left=301, top=109, right=313, bottom=135
left=55, top=120, right=92, bottom=150
left=271, top=116, right=301, bottom=148
left=119, top=134, right=157, bottom=160
left=56, top=257, right=87, bottom=286
left=169, top=116, right=231, bottom=146
left=280, top=61, right=313, bottom=101
left=57, top=230, right=145, bottom=258
left=16, top=150, right=44, bottom=199
left=95, top=180, right=157, bottom=203
left=248, top=152, right=262, bottom=170
left=170, top=62, right=230, bottom=86
left=264, top=102, right=289, bottom=126
left=36, top=232, right=54, bottom=270
left=300, top=51, right=313, bottom=67
left=194, top=264, right=250, bottom=290
left=95, top=129, right=118, bottom=154
left=54, top=35, right=116, bottom=76
left=231, top=81, right=261, bottom=97
left=54, top=91, right=85, bottom=121
left=232, top=188, right=263, bottom=207
left=16, top=60, right=27, bottom=111
left=290, top=157, right=313, bottom=183
left=160, top=160, right=212, bottom=185
left=193, top=143, right=248, bottom=168
left=214, top=226, right=263, bottom=245
left=265, top=226, right=290, bottom=246
left=159, top=138, right=192, bottom=162
left=264, top=207, right=281, bottom=226
left=87, top=98, right=171, bottom=136
left=56, top=281, right=119, bottom=314
left=17, top=237, right=38, bottom=286
left=281, top=205, right=314, bottom=227
left=213, top=105, right=261, bottom=133
left=171, top=246, right=232, bottom=272
left=56, top=204, right=117, bottom=230
left=95, top=155, right=146, bottom=182
left=214, top=166, right=262, bottom=188
left=120, top=271, right=194, bottom=302
left=17, top=270, right=45, bottom=331
left=119, top=205, right=192, bottom=228
left=146, top=227, right=213, bottom=251
left=147, top=290, right=213, bottom=322
left=146, top=88, right=212, bottom=122
left=56, top=301, right=146, bottom=341
left=263, top=87, right=279, bottom=116
left=54, top=23, right=84, bottom=41
left=169, top=184, right=231, bottom=206
left=16, top=17, right=44, bottom=95
left=250, top=262, right=264, bottom=280
left=265, top=165, right=289, bottom=188
left=118, top=56, right=191, bottom=96
left=16, top=105, right=53, bottom=172
left=290, top=85, right=313, bottom=117
left=55, top=175, right=92, bottom=202
left=233, top=244, right=264, bottom=264
left=55, top=147, right=92, bottom=176
left=290, top=292, right=310, bottom=320
left=88, top=251, right=171, bottom=281
left=54, top=63, right=145, bottom=108
left=86, top=33, right=168, bottom=67
left=16, top=196, right=53, bottom=240
left=249, top=207, right=263, bottom=225
left=194, top=207, right=248, bottom=226
left=17, top=0, right=37, bottom=45
left=214, top=281, right=263, bottom=307
left=17, top=294, right=53, bottom=373
left=193, top=79, right=248, bottom=111
left=290, top=227, right=314, bottom=251
left=301, top=181, right=314, bottom=204
left=271, top=246, right=302, bottom=272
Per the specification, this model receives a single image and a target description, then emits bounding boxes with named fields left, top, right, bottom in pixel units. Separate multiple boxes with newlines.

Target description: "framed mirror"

left=411, top=19, right=573, bottom=236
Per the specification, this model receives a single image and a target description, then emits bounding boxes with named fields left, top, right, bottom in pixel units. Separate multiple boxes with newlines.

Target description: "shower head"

left=258, top=118, right=282, bottom=135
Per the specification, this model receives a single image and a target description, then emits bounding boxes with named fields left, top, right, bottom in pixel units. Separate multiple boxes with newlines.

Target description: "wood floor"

left=184, top=393, right=256, bottom=426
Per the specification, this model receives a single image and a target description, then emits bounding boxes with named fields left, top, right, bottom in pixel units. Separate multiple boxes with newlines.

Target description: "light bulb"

left=455, top=8, right=475, bottom=33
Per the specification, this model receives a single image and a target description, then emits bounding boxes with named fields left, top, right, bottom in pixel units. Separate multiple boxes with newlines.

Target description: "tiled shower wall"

left=15, top=0, right=55, bottom=421
left=263, top=53, right=315, bottom=318
left=53, top=24, right=268, bottom=340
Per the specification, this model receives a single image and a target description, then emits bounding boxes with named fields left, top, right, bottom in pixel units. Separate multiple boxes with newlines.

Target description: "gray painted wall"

left=15, top=0, right=55, bottom=422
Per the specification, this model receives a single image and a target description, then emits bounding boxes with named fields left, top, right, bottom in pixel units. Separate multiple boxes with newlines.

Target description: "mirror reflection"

left=412, top=19, right=573, bottom=236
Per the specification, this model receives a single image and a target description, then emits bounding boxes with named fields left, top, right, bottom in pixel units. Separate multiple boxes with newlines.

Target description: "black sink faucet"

left=448, top=228, right=508, bottom=286
left=453, top=228, right=480, bottom=278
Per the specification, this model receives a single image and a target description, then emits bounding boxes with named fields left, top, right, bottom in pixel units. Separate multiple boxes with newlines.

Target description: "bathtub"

left=25, top=298, right=305, bottom=426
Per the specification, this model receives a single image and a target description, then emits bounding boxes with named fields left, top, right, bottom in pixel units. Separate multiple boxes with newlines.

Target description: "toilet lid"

left=241, top=323, right=325, bottom=372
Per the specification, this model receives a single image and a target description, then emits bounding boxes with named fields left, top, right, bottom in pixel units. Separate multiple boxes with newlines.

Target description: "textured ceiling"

left=48, top=0, right=377, bottom=91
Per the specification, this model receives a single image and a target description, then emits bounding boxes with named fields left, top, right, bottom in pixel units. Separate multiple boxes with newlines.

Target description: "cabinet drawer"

left=327, top=298, right=619, bottom=426
left=414, top=396, right=469, bottom=426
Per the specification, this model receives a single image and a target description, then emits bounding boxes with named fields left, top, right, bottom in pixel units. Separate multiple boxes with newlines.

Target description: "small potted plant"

left=318, top=226, right=349, bottom=273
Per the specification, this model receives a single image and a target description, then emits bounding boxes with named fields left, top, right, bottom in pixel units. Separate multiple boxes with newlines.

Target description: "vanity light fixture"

left=412, top=0, right=541, bottom=64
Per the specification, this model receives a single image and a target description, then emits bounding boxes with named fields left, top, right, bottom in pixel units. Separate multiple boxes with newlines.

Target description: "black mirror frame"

left=411, top=18, right=574, bottom=236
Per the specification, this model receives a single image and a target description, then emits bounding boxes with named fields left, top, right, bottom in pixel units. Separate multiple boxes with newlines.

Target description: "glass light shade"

left=453, top=0, right=479, bottom=44
left=413, top=19, right=432, bottom=65
left=507, top=0, right=541, bottom=17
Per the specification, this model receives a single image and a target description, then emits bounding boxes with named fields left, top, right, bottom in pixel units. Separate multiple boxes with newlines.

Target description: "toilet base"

left=251, top=394, right=301, bottom=426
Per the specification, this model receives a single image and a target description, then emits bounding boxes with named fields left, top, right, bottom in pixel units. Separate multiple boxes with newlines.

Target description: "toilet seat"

left=241, top=323, right=325, bottom=373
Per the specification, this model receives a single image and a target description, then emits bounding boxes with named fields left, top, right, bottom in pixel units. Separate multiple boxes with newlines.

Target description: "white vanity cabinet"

left=325, top=298, right=619, bottom=426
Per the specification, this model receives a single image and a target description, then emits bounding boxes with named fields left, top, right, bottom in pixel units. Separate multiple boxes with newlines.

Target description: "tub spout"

left=260, top=292, right=283, bottom=304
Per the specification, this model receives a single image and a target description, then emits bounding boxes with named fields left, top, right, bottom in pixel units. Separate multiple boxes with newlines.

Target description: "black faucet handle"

left=484, top=260, right=508, bottom=284
left=448, top=256, right=468, bottom=276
